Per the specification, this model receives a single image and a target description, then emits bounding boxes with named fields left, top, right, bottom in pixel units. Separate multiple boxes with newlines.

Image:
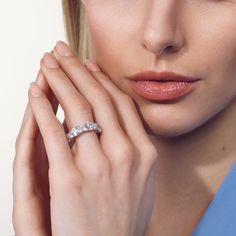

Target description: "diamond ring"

left=66, top=121, right=102, bottom=143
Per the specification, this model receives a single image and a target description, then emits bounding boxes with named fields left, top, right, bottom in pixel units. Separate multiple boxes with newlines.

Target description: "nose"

left=142, top=1, right=184, bottom=56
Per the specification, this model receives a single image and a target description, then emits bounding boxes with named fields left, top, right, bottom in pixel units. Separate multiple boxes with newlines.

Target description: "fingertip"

left=29, top=82, right=43, bottom=98
left=84, top=59, right=101, bottom=72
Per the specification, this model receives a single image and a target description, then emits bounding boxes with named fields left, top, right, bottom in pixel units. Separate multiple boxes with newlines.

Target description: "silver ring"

left=66, top=121, right=102, bottom=143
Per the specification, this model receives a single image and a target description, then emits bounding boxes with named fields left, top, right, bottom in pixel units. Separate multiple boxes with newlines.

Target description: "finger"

left=62, top=118, right=69, bottom=133
left=16, top=70, right=41, bottom=146
left=15, top=70, right=59, bottom=165
left=84, top=60, right=155, bottom=154
left=52, top=41, right=130, bottom=159
left=28, top=82, right=74, bottom=170
left=40, top=53, right=103, bottom=159
left=14, top=70, right=59, bottom=199
left=13, top=70, right=58, bottom=236
left=61, top=118, right=79, bottom=156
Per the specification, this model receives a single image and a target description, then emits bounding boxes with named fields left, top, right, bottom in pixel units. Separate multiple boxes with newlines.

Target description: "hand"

left=26, top=41, right=158, bottom=236
left=12, top=70, right=57, bottom=236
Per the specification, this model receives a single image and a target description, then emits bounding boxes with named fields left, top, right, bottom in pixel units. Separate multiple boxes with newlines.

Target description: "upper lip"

left=127, top=70, right=201, bottom=82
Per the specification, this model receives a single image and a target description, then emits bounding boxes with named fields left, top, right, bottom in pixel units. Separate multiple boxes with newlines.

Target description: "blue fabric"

left=192, top=161, right=236, bottom=236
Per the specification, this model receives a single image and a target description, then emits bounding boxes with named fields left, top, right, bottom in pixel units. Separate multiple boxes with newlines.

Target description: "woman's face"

left=83, top=0, right=236, bottom=138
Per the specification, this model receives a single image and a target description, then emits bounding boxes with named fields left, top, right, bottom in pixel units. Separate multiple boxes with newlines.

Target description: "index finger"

left=28, top=82, right=74, bottom=171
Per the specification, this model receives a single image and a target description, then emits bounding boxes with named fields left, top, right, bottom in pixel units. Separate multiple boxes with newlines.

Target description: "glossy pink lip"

left=127, top=70, right=201, bottom=101
left=127, top=70, right=201, bottom=82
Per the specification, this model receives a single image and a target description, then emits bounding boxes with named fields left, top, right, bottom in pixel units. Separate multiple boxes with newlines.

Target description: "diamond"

left=66, top=121, right=102, bottom=144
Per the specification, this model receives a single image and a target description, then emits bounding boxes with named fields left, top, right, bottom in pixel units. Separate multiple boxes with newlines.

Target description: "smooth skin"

left=13, top=41, right=158, bottom=236
left=13, top=0, right=236, bottom=236
left=84, top=0, right=236, bottom=235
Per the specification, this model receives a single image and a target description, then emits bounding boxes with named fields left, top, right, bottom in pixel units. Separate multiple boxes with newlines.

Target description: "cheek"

left=188, top=7, right=236, bottom=82
left=188, top=20, right=236, bottom=128
left=200, top=27, right=236, bottom=80
left=84, top=4, right=236, bottom=137
left=86, top=5, right=140, bottom=81
left=179, top=8, right=236, bottom=111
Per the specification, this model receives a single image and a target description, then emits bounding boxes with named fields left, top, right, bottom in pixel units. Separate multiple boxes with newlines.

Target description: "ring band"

left=66, top=121, right=102, bottom=143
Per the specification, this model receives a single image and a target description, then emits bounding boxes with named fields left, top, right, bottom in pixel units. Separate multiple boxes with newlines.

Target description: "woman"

left=12, top=0, right=236, bottom=235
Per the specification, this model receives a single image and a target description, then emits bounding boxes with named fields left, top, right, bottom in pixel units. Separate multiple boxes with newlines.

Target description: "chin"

left=143, top=119, right=197, bottom=139
left=138, top=105, right=217, bottom=139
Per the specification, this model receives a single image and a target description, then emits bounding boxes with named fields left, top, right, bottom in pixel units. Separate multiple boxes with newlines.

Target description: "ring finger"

left=52, top=43, right=133, bottom=163
left=40, top=53, right=104, bottom=168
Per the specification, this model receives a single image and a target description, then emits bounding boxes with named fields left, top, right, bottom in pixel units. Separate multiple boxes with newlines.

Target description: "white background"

left=0, top=1, right=66, bottom=234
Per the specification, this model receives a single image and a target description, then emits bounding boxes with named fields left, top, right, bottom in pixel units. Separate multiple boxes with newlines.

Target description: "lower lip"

left=128, top=80, right=200, bottom=101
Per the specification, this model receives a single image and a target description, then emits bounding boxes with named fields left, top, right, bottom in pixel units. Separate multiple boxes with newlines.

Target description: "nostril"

left=165, top=45, right=175, bottom=53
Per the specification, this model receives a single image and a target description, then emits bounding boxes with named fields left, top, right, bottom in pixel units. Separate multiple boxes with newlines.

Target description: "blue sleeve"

left=192, top=162, right=236, bottom=236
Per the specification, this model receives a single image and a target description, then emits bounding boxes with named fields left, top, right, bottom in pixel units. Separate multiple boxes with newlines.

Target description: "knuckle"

left=140, top=145, right=158, bottom=169
left=119, top=143, right=134, bottom=157
left=143, top=144, right=158, bottom=160
left=76, top=100, right=92, bottom=114
left=112, top=142, right=135, bottom=167
left=82, top=156, right=111, bottom=180
left=115, top=156, right=134, bottom=168
left=89, top=165, right=110, bottom=181
left=93, top=86, right=112, bottom=103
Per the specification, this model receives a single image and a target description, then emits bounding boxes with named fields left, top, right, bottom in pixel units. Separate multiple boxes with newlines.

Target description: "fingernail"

left=29, top=82, right=42, bottom=97
left=43, top=52, right=59, bottom=69
left=84, top=59, right=101, bottom=72
left=55, top=40, right=73, bottom=56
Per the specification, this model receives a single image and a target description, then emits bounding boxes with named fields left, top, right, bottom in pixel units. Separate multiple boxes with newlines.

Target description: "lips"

left=127, top=70, right=201, bottom=101
left=127, top=70, right=200, bottom=82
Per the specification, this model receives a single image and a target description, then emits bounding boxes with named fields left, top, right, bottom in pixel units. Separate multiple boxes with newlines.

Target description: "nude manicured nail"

left=43, top=53, right=59, bottom=69
left=84, top=59, right=101, bottom=72
left=55, top=40, right=74, bottom=56
left=29, top=82, right=42, bottom=97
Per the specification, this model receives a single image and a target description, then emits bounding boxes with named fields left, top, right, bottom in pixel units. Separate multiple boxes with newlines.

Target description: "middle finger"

left=40, top=53, right=103, bottom=162
left=40, top=52, right=129, bottom=170
left=51, top=43, right=131, bottom=159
